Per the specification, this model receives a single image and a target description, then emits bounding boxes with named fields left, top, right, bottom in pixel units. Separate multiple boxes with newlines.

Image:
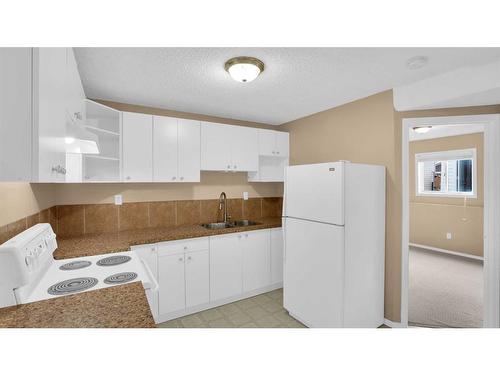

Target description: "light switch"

left=446, top=232, right=452, bottom=240
left=114, top=194, right=123, bottom=205
left=243, top=192, right=249, bottom=200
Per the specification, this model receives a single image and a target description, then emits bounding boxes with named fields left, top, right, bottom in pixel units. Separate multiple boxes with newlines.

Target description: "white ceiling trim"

left=393, top=60, right=500, bottom=111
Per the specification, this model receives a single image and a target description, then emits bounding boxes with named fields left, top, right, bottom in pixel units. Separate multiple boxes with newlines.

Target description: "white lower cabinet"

left=158, top=253, right=186, bottom=314
left=185, top=250, right=210, bottom=308
left=270, top=228, right=284, bottom=284
left=140, top=228, right=283, bottom=323
left=209, top=234, right=243, bottom=301
left=242, top=230, right=271, bottom=292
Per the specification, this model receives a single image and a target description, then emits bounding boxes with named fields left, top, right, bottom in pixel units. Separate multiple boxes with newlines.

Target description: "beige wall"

left=281, top=95, right=500, bottom=322
left=55, top=172, right=282, bottom=205
left=409, top=133, right=484, bottom=256
left=0, top=183, right=55, bottom=226
left=280, top=90, right=402, bottom=322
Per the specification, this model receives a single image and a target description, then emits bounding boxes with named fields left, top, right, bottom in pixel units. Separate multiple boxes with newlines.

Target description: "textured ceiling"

left=75, top=48, right=500, bottom=125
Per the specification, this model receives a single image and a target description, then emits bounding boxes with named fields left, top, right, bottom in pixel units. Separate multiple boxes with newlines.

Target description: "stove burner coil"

left=96, top=255, right=132, bottom=267
left=59, top=260, right=92, bottom=271
left=47, top=277, right=98, bottom=296
left=104, top=272, right=138, bottom=285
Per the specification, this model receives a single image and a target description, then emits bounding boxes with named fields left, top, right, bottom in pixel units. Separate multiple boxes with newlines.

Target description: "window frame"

left=415, top=148, right=477, bottom=198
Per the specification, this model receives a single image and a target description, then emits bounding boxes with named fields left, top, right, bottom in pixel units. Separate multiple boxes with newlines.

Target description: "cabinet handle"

left=183, top=246, right=188, bottom=250
left=151, top=247, right=155, bottom=252
left=172, top=176, right=176, bottom=180
left=187, top=256, right=192, bottom=261
left=277, top=151, right=280, bottom=155
left=180, top=176, right=184, bottom=181
left=272, top=151, right=275, bottom=154
left=233, top=165, right=237, bottom=169
left=238, top=234, right=242, bottom=239
left=227, top=165, right=231, bottom=169
left=126, top=176, right=131, bottom=180
left=245, top=234, right=248, bottom=238
left=178, top=257, right=183, bottom=262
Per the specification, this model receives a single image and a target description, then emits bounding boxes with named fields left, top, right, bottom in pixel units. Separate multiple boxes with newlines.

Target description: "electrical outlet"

left=243, top=192, right=249, bottom=200
left=114, top=194, right=123, bottom=205
left=446, top=232, right=452, bottom=240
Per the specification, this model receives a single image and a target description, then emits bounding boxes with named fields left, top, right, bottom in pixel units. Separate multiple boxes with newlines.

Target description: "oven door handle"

left=140, top=259, right=159, bottom=292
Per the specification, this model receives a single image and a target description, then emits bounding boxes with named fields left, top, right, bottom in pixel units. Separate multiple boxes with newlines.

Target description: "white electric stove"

left=0, top=223, right=158, bottom=320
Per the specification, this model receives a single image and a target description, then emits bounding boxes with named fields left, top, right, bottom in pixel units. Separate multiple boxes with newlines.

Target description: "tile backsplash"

left=0, top=197, right=283, bottom=243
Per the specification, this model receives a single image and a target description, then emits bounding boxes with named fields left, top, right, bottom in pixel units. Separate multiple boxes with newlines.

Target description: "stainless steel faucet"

left=219, top=192, right=228, bottom=222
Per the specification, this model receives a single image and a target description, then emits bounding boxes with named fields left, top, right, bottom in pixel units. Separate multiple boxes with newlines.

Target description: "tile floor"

left=157, top=288, right=306, bottom=328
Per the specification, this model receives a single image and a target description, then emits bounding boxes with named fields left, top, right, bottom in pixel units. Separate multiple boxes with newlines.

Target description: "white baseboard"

left=410, top=243, right=483, bottom=261
left=383, top=318, right=406, bottom=328
left=157, top=282, right=283, bottom=324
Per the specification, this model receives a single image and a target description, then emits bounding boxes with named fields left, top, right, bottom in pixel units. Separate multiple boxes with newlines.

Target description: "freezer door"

left=283, top=217, right=344, bottom=328
left=284, top=162, right=344, bottom=225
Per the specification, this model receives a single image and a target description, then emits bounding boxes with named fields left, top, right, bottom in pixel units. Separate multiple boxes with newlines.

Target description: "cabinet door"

left=185, top=250, right=209, bottom=308
left=270, top=228, right=284, bottom=284
left=158, top=254, right=186, bottom=315
left=153, top=116, right=178, bottom=182
left=200, top=122, right=232, bottom=171
left=178, top=119, right=200, bottom=182
left=275, top=131, right=289, bottom=157
left=258, top=129, right=276, bottom=156
left=242, top=230, right=271, bottom=292
left=132, top=245, right=159, bottom=317
left=230, top=126, right=258, bottom=172
left=65, top=48, right=85, bottom=122
left=0, top=48, right=32, bottom=181
left=210, top=234, right=242, bottom=301
left=122, top=112, right=153, bottom=182
left=34, top=48, right=67, bottom=182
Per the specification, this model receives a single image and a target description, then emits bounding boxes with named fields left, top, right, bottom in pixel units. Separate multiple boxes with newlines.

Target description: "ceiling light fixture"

left=224, top=56, right=264, bottom=83
left=406, top=56, right=429, bottom=70
left=413, top=126, right=433, bottom=134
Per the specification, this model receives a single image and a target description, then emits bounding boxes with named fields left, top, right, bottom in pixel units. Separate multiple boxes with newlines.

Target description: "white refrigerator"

left=283, top=161, right=385, bottom=328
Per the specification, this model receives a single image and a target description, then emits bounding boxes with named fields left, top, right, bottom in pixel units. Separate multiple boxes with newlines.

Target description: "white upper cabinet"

left=230, top=126, right=259, bottom=172
left=32, top=48, right=68, bottom=182
left=200, top=122, right=232, bottom=171
left=0, top=48, right=32, bottom=181
left=122, top=112, right=153, bottom=182
left=177, top=119, right=201, bottom=182
left=201, top=122, right=258, bottom=172
left=153, top=116, right=178, bottom=181
left=258, top=129, right=289, bottom=157
left=153, top=116, right=200, bottom=182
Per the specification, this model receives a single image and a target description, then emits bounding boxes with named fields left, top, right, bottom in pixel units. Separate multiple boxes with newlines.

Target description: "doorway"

left=401, top=114, right=500, bottom=328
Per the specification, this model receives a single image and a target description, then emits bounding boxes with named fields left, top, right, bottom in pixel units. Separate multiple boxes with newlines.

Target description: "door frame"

left=401, top=114, right=500, bottom=328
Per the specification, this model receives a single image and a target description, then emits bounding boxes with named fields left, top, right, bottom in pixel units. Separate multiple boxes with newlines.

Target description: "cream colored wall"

left=55, top=172, right=282, bottom=205
left=280, top=90, right=402, bottom=322
left=409, top=133, right=484, bottom=256
left=0, top=183, right=55, bottom=226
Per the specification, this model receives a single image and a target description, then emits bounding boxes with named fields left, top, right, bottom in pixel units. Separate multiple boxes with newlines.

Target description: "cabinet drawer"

left=157, top=237, right=209, bottom=256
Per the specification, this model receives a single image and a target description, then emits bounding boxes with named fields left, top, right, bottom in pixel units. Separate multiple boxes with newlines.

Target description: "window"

left=415, top=148, right=476, bottom=197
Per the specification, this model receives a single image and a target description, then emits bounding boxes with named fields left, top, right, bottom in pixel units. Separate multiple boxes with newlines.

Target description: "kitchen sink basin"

left=230, top=220, right=260, bottom=227
left=200, top=220, right=261, bottom=230
left=201, top=222, right=234, bottom=230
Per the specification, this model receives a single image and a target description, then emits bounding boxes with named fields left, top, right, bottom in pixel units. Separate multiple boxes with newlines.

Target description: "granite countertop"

left=0, top=217, right=281, bottom=328
left=55, top=216, right=282, bottom=260
left=0, top=282, right=155, bottom=328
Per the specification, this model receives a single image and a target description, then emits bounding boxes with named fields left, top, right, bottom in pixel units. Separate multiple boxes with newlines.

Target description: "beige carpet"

left=409, top=247, right=483, bottom=328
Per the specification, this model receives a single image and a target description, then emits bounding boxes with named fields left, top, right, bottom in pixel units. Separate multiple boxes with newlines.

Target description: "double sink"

left=201, top=219, right=261, bottom=230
